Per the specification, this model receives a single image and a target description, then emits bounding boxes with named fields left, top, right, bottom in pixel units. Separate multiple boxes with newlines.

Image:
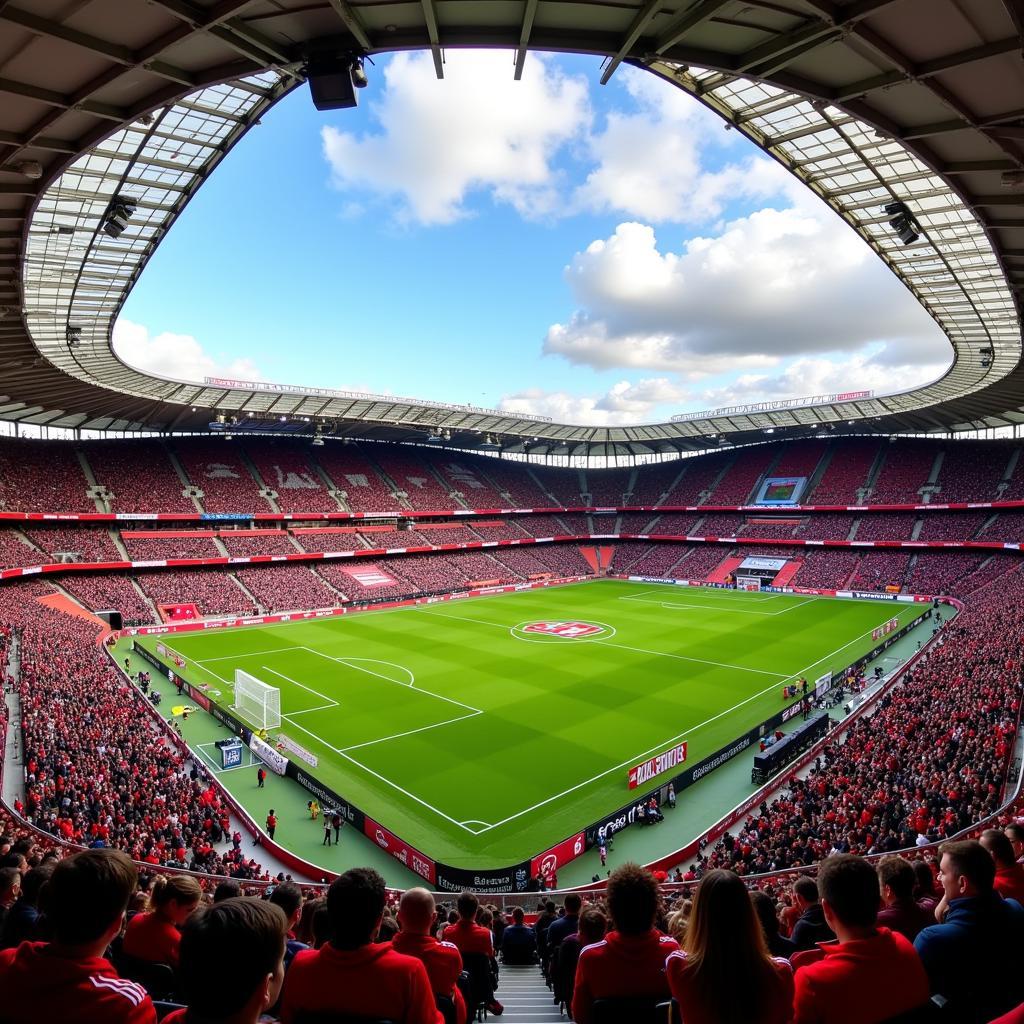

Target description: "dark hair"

left=512, top=907, right=525, bottom=923
left=312, top=900, right=331, bottom=948
left=179, top=899, right=287, bottom=1017
left=41, top=849, right=137, bottom=945
left=1005, top=824, right=1024, bottom=844
left=18, top=861, right=56, bottom=907
left=213, top=880, right=242, bottom=903
left=749, top=890, right=782, bottom=939
left=327, top=868, right=386, bottom=949
left=981, top=829, right=1016, bottom=869
left=793, top=876, right=819, bottom=903
left=564, top=893, right=582, bottom=914
left=606, top=863, right=659, bottom=935
left=940, top=840, right=996, bottom=893
left=269, top=881, right=303, bottom=919
left=578, top=907, right=607, bottom=945
left=457, top=890, right=478, bottom=919
left=877, top=856, right=915, bottom=902
left=912, top=860, right=937, bottom=900
left=818, top=855, right=880, bottom=929
left=0, top=867, right=19, bottom=896
left=681, top=870, right=779, bottom=1024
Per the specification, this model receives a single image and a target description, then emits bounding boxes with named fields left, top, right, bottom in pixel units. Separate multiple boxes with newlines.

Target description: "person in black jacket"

left=789, top=875, right=836, bottom=951
left=750, top=890, right=796, bottom=959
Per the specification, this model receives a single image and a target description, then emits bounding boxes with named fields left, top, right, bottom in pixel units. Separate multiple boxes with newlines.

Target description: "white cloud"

left=321, top=51, right=591, bottom=225
left=544, top=213, right=950, bottom=382
left=112, top=318, right=265, bottom=383
left=500, top=377, right=690, bottom=426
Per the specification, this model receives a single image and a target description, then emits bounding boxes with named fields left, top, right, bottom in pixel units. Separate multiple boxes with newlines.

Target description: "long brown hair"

left=682, top=870, right=781, bottom=1024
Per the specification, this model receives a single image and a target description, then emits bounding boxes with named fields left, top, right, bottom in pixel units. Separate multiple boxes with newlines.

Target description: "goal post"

left=737, top=575, right=762, bottom=591
left=234, top=669, right=281, bottom=731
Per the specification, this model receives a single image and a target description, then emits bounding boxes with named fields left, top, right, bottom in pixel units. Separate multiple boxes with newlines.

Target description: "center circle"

left=509, top=619, right=616, bottom=643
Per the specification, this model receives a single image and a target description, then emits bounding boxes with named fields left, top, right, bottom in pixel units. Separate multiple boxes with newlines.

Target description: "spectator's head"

left=213, top=880, right=242, bottom=903
left=0, top=867, right=20, bottom=908
left=912, top=860, right=938, bottom=901
left=938, top=840, right=995, bottom=901
left=268, top=881, right=303, bottom=932
left=511, top=906, right=525, bottom=925
left=456, top=890, right=479, bottom=922
left=819, top=855, right=880, bottom=938
left=750, top=890, right=783, bottom=940
left=564, top=893, right=582, bottom=915
left=40, top=849, right=137, bottom=953
left=17, top=860, right=55, bottom=910
left=793, top=875, right=819, bottom=910
left=311, top=900, right=331, bottom=948
left=327, top=868, right=386, bottom=950
left=980, top=829, right=1017, bottom=870
left=683, top=870, right=775, bottom=1024
left=0, top=852, right=27, bottom=876
left=877, top=855, right=916, bottom=906
left=149, top=874, right=202, bottom=925
left=1004, top=823, right=1024, bottom=862
left=606, top=863, right=660, bottom=936
left=397, top=888, right=436, bottom=936
left=578, top=906, right=607, bottom=946
left=178, top=898, right=287, bottom=1024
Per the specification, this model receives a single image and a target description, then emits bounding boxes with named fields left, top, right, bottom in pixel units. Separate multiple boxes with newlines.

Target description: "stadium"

left=0, top=1, right=1023, bottom=1022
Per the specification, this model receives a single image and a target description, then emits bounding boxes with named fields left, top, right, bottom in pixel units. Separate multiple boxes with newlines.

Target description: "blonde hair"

left=150, top=874, right=203, bottom=910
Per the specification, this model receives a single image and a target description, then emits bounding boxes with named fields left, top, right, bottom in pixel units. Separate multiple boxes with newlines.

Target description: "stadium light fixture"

left=66, top=325, right=82, bottom=347
left=102, top=197, right=137, bottom=239
left=883, top=201, right=919, bottom=246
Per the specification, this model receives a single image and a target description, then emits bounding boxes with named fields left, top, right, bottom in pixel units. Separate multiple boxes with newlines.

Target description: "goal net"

left=737, top=575, right=762, bottom=591
left=234, top=670, right=281, bottom=730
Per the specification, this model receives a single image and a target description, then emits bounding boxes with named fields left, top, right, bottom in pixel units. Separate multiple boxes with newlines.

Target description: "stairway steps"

left=495, top=965, right=564, bottom=1023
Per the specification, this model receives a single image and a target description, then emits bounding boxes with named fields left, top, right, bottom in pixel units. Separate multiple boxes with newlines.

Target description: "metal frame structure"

left=0, top=0, right=1021, bottom=457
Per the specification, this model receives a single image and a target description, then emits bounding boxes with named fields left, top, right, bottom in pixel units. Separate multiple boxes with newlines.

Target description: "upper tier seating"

left=470, top=519, right=530, bottom=542
left=0, top=440, right=92, bottom=512
left=0, top=530, right=44, bottom=568
left=292, top=529, right=367, bottom=553
left=121, top=533, right=221, bottom=560
left=696, top=513, right=746, bottom=535
left=647, top=513, right=700, bottom=535
left=978, top=512, right=1024, bottom=543
left=369, top=448, right=453, bottom=509
left=83, top=440, right=196, bottom=514
left=313, top=445, right=396, bottom=511
left=428, top=453, right=506, bottom=507
left=869, top=441, right=939, bottom=503
left=617, top=512, right=659, bottom=534
left=795, top=514, right=855, bottom=540
left=476, top=458, right=550, bottom=507
left=585, top=468, right=633, bottom=506
left=916, top=512, right=987, bottom=541
left=219, top=531, right=298, bottom=556
left=853, top=514, right=917, bottom=541
left=25, top=527, right=121, bottom=563
left=706, top=446, right=777, bottom=505
left=245, top=439, right=340, bottom=512
left=770, top=439, right=827, bottom=480
left=661, top=452, right=732, bottom=505
left=934, top=442, right=1011, bottom=502
left=807, top=438, right=881, bottom=504
left=529, top=466, right=584, bottom=506
left=628, top=461, right=686, bottom=506
left=173, top=440, right=272, bottom=513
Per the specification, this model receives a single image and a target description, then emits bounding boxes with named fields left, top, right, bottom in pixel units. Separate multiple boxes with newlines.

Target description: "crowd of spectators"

left=292, top=528, right=368, bottom=553
left=0, top=440, right=92, bottom=513
left=84, top=441, right=197, bottom=515
left=585, top=468, right=633, bottom=506
left=219, top=531, right=300, bottom=557
left=807, top=439, right=881, bottom=504
left=0, top=531, right=45, bottom=569
left=234, top=565, right=341, bottom=612
left=917, top=512, right=987, bottom=542
left=795, top=514, right=856, bottom=540
left=314, top=446, right=397, bottom=512
left=477, top=459, right=551, bottom=506
left=792, top=549, right=861, bottom=590
left=172, top=440, right=273, bottom=514
left=849, top=551, right=911, bottom=592
left=431, top=457, right=506, bottom=507
left=25, top=527, right=122, bottom=563
left=122, top=534, right=221, bottom=561
left=707, top=447, right=776, bottom=505
left=853, top=514, right=918, bottom=541
left=0, top=584, right=269, bottom=881
left=694, top=513, right=746, bottom=535
left=694, top=565, right=1023, bottom=880
left=771, top=440, right=828, bottom=481
left=245, top=440, right=341, bottom=513
left=868, top=442, right=938, bottom=504
left=905, top=553, right=986, bottom=596
left=935, top=443, right=1012, bottom=502
left=469, top=519, right=530, bottom=542
left=60, top=574, right=153, bottom=625
left=138, top=570, right=252, bottom=616
left=627, top=461, right=682, bottom=506
left=371, top=451, right=453, bottom=510
left=979, top=513, right=1024, bottom=542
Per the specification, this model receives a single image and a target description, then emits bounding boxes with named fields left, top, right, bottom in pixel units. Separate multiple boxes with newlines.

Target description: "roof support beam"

left=600, top=0, right=663, bottom=85
left=514, top=0, right=539, bottom=81
left=325, top=0, right=372, bottom=50
left=421, top=0, right=444, bottom=79
left=654, top=0, right=732, bottom=56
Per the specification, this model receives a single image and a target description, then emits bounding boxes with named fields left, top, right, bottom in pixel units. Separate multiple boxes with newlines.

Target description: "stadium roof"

left=0, top=0, right=1021, bottom=457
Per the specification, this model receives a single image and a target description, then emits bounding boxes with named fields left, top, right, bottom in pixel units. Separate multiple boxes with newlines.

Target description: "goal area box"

left=233, top=670, right=281, bottom=730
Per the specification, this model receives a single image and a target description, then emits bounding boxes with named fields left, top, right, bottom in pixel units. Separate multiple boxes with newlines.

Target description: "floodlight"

left=66, top=325, right=82, bottom=347
left=102, top=198, right=137, bottom=239
left=882, top=201, right=919, bottom=246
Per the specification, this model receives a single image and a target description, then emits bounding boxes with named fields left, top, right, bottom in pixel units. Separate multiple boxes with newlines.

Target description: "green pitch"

left=137, top=579, right=921, bottom=868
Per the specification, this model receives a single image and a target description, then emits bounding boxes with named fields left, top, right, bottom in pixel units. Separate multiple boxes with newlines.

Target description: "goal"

left=737, top=575, right=762, bottom=591
left=234, top=670, right=281, bottom=730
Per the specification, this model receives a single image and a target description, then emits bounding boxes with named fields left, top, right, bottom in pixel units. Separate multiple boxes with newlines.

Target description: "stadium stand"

left=627, top=461, right=685, bottom=506
left=916, top=512, right=987, bottom=541
left=370, top=448, right=453, bottom=509
left=430, top=454, right=506, bottom=507
left=905, top=552, right=986, bottom=596
left=0, top=440, right=92, bottom=513
left=769, top=439, right=827, bottom=480
left=173, top=440, right=272, bottom=513
left=706, top=446, right=777, bottom=505
left=853, top=514, right=918, bottom=541
left=219, top=531, right=298, bottom=557
left=585, top=468, right=633, bottom=506
left=292, top=529, right=367, bottom=553
left=529, top=465, right=584, bottom=506
left=979, top=513, right=1024, bottom=543
left=25, top=527, right=121, bottom=564
left=233, top=564, right=340, bottom=612
left=313, top=445, right=396, bottom=511
left=121, top=533, right=222, bottom=560
left=934, top=443, right=1012, bottom=502
left=137, top=570, right=253, bottom=616
left=59, top=574, right=153, bottom=625
left=83, top=440, right=196, bottom=514
left=807, top=438, right=881, bottom=504
left=245, top=439, right=340, bottom=513
left=792, top=549, right=861, bottom=590
left=795, top=514, right=856, bottom=540
left=0, top=531, right=45, bottom=568
left=869, top=441, right=938, bottom=503
left=470, top=519, right=530, bottom=542
left=472, top=458, right=550, bottom=507
left=849, top=551, right=912, bottom=592
left=695, top=513, right=746, bottom=535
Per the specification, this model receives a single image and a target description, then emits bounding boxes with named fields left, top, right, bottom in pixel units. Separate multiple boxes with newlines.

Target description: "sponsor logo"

left=522, top=620, right=603, bottom=638
left=628, top=743, right=688, bottom=790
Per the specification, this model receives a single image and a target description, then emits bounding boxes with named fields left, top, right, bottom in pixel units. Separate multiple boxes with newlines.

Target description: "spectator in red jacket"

left=162, top=898, right=287, bottom=1024
left=572, top=863, right=679, bottom=1024
left=666, top=869, right=793, bottom=1024
left=793, top=855, right=930, bottom=1024
left=0, top=848, right=156, bottom=1023
left=280, top=867, right=441, bottom=1024
left=981, top=829, right=1024, bottom=904
left=393, top=887, right=467, bottom=1024
left=876, top=856, right=933, bottom=941
left=122, top=874, right=202, bottom=969
left=441, top=890, right=502, bottom=1016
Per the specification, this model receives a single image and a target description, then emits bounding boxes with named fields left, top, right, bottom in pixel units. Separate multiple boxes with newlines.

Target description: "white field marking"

left=260, top=666, right=340, bottom=708
left=193, top=647, right=299, bottom=662
left=593, top=639, right=789, bottom=678
left=418, top=608, right=512, bottom=630
left=459, top=820, right=493, bottom=834
left=508, top=620, right=617, bottom=644
left=285, top=703, right=342, bottom=715
left=619, top=594, right=819, bottom=617
left=301, top=651, right=414, bottom=687
left=338, top=710, right=482, bottom=752
left=299, top=647, right=481, bottom=715
left=620, top=587, right=781, bottom=605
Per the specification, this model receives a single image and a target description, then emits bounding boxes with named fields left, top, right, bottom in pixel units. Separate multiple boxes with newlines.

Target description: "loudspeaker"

left=96, top=608, right=123, bottom=631
left=308, top=57, right=358, bottom=111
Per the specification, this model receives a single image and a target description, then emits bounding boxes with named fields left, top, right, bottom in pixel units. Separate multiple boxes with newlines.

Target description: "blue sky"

left=117, top=51, right=949, bottom=425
